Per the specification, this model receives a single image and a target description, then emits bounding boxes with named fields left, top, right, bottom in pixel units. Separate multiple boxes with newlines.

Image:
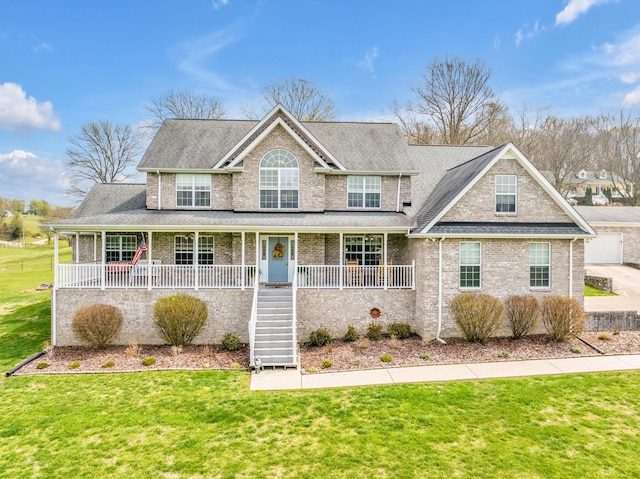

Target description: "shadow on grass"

left=0, top=299, right=50, bottom=371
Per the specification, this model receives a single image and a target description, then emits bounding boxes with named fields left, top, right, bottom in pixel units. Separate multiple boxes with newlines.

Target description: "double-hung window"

left=530, top=243, right=550, bottom=288
left=174, top=235, right=215, bottom=265
left=459, top=242, right=481, bottom=289
left=259, top=149, right=299, bottom=209
left=347, top=176, right=381, bottom=208
left=495, top=175, right=516, bottom=213
left=344, top=235, right=383, bottom=266
left=105, top=235, right=137, bottom=262
left=176, top=174, right=211, bottom=207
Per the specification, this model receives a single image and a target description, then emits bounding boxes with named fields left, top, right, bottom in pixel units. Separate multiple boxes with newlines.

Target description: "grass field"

left=584, top=284, right=617, bottom=297
left=1, top=246, right=640, bottom=478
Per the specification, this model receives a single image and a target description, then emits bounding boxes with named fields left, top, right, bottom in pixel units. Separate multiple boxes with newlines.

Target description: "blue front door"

left=268, top=237, right=289, bottom=282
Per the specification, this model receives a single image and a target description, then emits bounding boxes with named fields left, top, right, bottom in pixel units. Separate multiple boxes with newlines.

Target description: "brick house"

left=49, top=105, right=596, bottom=366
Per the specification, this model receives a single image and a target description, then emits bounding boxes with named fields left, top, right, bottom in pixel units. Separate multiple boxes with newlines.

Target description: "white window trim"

left=105, top=234, right=137, bottom=262
left=459, top=241, right=481, bottom=290
left=259, top=149, right=299, bottom=210
left=495, top=174, right=517, bottom=215
left=176, top=174, right=211, bottom=208
left=347, top=176, right=382, bottom=209
left=344, top=234, right=384, bottom=266
left=173, top=235, right=215, bottom=265
left=530, top=242, right=551, bottom=290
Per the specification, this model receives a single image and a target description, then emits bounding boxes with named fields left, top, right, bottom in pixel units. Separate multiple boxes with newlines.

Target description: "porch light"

left=254, top=356, right=262, bottom=374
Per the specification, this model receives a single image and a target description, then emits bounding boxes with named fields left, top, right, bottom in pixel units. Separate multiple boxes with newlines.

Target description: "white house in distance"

left=48, top=105, right=596, bottom=367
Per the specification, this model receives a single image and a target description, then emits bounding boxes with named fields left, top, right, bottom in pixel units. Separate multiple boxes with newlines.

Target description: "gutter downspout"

left=396, top=173, right=402, bottom=212
left=436, top=237, right=446, bottom=344
left=569, top=237, right=577, bottom=298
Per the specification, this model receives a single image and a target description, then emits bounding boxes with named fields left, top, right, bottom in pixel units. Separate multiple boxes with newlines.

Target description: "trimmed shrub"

left=142, top=357, right=156, bottom=366
left=101, top=361, right=115, bottom=368
left=221, top=333, right=242, bottom=352
left=309, top=328, right=332, bottom=347
left=450, top=293, right=505, bottom=344
left=321, top=360, right=333, bottom=369
left=366, top=321, right=384, bottom=341
left=380, top=354, right=393, bottom=363
left=72, top=303, right=123, bottom=349
left=387, top=322, right=412, bottom=339
left=68, top=361, right=80, bottom=370
left=343, top=325, right=358, bottom=342
left=153, top=294, right=208, bottom=347
left=36, top=362, right=50, bottom=369
left=504, top=295, right=540, bottom=339
left=541, top=296, right=586, bottom=341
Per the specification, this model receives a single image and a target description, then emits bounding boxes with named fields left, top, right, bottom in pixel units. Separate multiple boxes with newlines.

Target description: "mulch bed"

left=12, top=331, right=640, bottom=376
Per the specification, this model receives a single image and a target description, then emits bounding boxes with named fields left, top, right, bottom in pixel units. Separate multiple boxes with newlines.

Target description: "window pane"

left=530, top=243, right=550, bottom=287
left=260, top=170, right=278, bottom=189
left=496, top=175, right=516, bottom=213
left=365, top=192, right=380, bottom=208
left=460, top=242, right=480, bottom=288
left=260, top=190, right=279, bottom=209
left=194, top=191, right=210, bottom=207
left=348, top=192, right=363, bottom=208
left=460, top=266, right=481, bottom=288
left=280, top=190, right=298, bottom=209
left=496, top=194, right=516, bottom=212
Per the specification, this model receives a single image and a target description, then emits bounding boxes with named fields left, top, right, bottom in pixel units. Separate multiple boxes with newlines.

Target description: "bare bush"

left=541, top=296, right=586, bottom=341
left=72, top=304, right=123, bottom=349
left=504, top=295, right=540, bottom=339
left=450, top=293, right=505, bottom=343
left=153, top=294, right=208, bottom=347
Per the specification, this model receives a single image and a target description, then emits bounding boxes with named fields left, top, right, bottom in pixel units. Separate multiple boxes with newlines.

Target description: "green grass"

left=1, top=214, right=49, bottom=243
left=584, top=284, right=617, bottom=296
left=1, top=246, right=640, bottom=477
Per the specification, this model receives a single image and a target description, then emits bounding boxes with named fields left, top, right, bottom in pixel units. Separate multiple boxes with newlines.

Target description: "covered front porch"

left=55, top=230, right=415, bottom=290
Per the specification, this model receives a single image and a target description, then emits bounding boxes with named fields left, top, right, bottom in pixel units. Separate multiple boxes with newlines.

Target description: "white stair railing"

left=292, top=267, right=298, bottom=366
left=248, top=272, right=259, bottom=367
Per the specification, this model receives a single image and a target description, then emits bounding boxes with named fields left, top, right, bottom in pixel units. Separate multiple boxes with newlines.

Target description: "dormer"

left=576, top=170, right=587, bottom=179
left=598, top=169, right=607, bottom=180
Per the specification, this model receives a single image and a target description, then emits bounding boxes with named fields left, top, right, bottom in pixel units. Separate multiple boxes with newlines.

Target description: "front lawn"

left=584, top=284, right=617, bottom=296
left=1, top=371, right=640, bottom=478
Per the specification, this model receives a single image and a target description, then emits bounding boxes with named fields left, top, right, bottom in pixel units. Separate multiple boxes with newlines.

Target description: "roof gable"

left=414, top=143, right=596, bottom=235
left=214, top=104, right=343, bottom=171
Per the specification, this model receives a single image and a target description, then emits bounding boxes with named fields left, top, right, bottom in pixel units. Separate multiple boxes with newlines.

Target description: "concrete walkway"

left=250, top=354, right=640, bottom=390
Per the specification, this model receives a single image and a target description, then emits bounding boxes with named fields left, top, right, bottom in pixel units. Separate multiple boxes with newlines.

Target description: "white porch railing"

left=56, top=264, right=257, bottom=289
left=297, top=263, right=415, bottom=289
left=248, top=273, right=259, bottom=367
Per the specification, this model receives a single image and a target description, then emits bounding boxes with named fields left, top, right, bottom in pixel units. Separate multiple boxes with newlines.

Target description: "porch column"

left=255, top=232, right=260, bottom=285
left=194, top=232, right=199, bottom=290
left=339, top=232, right=343, bottom=290
left=74, top=233, right=79, bottom=264
left=93, top=234, right=97, bottom=263
left=294, top=231, right=298, bottom=286
left=383, top=232, right=388, bottom=290
left=147, top=231, right=153, bottom=290
left=100, top=231, right=106, bottom=290
left=53, top=230, right=59, bottom=346
left=241, top=231, right=246, bottom=290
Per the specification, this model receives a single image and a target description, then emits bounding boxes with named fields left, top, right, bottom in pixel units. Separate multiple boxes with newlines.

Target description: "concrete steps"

left=253, top=287, right=297, bottom=367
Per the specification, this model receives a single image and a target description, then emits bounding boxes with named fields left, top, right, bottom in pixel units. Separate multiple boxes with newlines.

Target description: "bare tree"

left=243, top=77, right=336, bottom=121
left=400, top=56, right=504, bottom=145
left=40, top=205, right=75, bottom=244
left=144, top=89, right=226, bottom=132
left=65, top=121, right=144, bottom=204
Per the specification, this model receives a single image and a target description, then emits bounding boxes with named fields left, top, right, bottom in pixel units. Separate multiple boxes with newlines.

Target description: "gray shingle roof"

left=137, top=119, right=413, bottom=172
left=428, top=222, right=590, bottom=237
left=575, top=206, right=640, bottom=223
left=73, top=183, right=147, bottom=218
left=413, top=145, right=505, bottom=233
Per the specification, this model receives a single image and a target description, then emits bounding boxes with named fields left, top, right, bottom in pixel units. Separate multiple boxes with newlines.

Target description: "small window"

left=344, top=235, right=383, bottom=266
left=459, top=242, right=481, bottom=289
left=106, top=235, right=137, bottom=262
left=347, top=176, right=381, bottom=208
left=174, top=235, right=215, bottom=265
left=176, top=174, right=211, bottom=207
left=530, top=243, right=550, bottom=288
left=495, top=175, right=516, bottom=213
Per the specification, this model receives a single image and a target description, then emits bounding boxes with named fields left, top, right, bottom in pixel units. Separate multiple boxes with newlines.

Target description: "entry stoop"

left=254, top=287, right=297, bottom=367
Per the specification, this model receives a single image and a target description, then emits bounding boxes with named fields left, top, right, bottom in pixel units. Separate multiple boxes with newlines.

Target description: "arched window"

left=259, top=149, right=299, bottom=209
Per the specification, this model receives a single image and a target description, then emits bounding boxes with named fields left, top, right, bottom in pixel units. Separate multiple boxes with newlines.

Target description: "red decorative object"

left=370, top=307, right=381, bottom=318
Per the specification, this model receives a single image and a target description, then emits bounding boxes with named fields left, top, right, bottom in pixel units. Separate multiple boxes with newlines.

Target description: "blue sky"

left=1, top=0, right=639, bottom=207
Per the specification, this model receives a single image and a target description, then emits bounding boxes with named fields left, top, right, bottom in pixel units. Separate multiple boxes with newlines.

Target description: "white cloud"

left=597, top=32, right=640, bottom=67
left=212, top=0, right=229, bottom=9
left=358, top=47, right=379, bottom=73
left=620, top=72, right=639, bottom=84
left=33, top=42, right=53, bottom=53
left=0, top=150, right=69, bottom=205
left=0, top=83, right=61, bottom=132
left=556, top=0, right=613, bottom=26
left=514, top=20, right=545, bottom=47
left=623, top=85, right=640, bottom=106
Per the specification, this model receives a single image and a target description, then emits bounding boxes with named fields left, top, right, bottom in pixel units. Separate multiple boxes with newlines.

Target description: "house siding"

left=324, top=175, right=411, bottom=211
left=443, top=157, right=570, bottom=223
left=55, top=289, right=253, bottom=346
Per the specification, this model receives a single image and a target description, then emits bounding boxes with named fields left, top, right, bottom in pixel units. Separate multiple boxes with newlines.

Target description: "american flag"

left=131, top=236, right=147, bottom=266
